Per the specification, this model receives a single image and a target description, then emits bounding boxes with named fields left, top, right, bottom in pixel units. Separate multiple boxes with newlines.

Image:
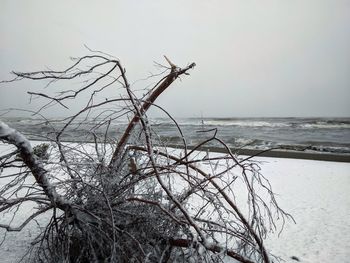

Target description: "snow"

left=259, top=157, right=350, bottom=262
left=0, top=122, right=33, bottom=153
left=0, top=141, right=349, bottom=262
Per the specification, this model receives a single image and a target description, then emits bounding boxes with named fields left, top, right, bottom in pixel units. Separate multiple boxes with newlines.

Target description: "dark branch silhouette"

left=0, top=53, right=290, bottom=262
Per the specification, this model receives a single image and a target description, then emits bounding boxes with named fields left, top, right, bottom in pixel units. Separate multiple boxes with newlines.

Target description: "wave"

left=11, top=117, right=350, bottom=129
left=203, top=120, right=290, bottom=128
left=150, top=118, right=350, bottom=129
left=298, top=121, right=350, bottom=129
left=3, top=117, right=350, bottom=155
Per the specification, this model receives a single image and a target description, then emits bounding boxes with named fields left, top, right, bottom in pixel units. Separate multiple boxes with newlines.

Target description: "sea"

left=2, top=117, right=350, bottom=155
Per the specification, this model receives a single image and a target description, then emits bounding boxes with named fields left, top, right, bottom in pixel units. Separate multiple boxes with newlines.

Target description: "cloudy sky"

left=1, top=0, right=349, bottom=118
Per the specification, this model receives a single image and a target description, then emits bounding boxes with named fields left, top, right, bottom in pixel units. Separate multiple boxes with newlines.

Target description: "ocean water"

left=2, top=117, right=350, bottom=154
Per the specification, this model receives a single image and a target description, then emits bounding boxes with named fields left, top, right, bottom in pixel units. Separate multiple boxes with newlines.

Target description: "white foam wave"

left=300, top=123, right=350, bottom=129
left=202, top=120, right=290, bottom=127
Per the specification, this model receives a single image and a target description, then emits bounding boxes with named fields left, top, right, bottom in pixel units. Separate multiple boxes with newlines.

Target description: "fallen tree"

left=0, top=53, right=290, bottom=262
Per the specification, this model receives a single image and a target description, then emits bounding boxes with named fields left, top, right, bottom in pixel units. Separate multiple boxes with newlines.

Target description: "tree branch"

left=109, top=60, right=195, bottom=167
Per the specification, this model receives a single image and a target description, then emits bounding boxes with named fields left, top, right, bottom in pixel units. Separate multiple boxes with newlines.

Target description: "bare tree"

left=0, top=53, right=290, bottom=262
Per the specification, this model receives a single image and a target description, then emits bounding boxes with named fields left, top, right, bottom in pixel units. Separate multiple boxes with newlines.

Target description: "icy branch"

left=0, top=121, right=71, bottom=211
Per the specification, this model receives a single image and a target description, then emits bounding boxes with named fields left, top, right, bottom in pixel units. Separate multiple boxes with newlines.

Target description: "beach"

left=1, top=0, right=349, bottom=261
left=254, top=156, right=350, bottom=262
left=0, top=140, right=349, bottom=262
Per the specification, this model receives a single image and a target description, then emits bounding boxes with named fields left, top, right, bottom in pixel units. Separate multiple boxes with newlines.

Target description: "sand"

left=166, top=144, right=350, bottom=163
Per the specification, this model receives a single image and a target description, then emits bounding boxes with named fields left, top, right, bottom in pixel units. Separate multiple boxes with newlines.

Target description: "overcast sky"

left=1, top=0, right=349, bottom=118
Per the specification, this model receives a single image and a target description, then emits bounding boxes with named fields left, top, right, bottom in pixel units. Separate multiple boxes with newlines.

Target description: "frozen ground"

left=0, top=142, right=349, bottom=262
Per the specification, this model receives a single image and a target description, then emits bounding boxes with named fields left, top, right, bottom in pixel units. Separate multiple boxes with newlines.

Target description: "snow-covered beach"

left=2, top=0, right=350, bottom=261
left=255, top=156, right=350, bottom=262
left=0, top=140, right=349, bottom=263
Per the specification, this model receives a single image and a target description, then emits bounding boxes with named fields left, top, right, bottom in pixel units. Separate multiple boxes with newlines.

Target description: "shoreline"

left=165, top=144, right=350, bottom=163
left=25, top=139, right=350, bottom=163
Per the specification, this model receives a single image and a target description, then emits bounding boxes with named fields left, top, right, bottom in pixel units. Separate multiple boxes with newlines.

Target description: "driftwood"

left=0, top=53, right=290, bottom=262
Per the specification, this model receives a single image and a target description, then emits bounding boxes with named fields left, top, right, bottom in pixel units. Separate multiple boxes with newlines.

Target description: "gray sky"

left=1, top=0, right=349, bottom=118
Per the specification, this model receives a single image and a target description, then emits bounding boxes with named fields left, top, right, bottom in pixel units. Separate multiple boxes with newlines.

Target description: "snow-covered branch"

left=0, top=121, right=71, bottom=211
left=0, top=53, right=289, bottom=262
